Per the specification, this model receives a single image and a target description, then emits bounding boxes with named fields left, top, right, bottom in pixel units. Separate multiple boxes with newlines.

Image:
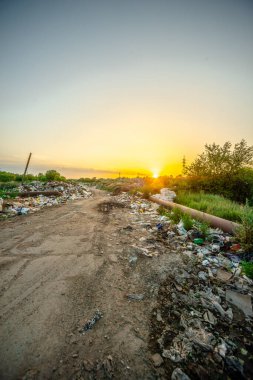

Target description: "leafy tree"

left=186, top=140, right=253, bottom=177
left=45, top=170, right=65, bottom=181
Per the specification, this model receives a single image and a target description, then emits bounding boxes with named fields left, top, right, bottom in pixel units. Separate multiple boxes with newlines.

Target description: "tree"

left=186, top=140, right=253, bottom=177
left=45, top=170, right=65, bottom=181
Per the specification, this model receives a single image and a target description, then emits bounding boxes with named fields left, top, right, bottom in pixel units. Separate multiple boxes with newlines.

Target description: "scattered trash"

left=1, top=181, right=93, bottom=217
left=129, top=256, right=138, bottom=265
left=79, top=310, right=103, bottom=333
left=171, top=367, right=191, bottom=380
left=153, top=188, right=176, bottom=202
left=194, top=238, right=204, bottom=245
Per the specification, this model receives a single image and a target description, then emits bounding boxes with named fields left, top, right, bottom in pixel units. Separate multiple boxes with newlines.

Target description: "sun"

left=152, top=170, right=159, bottom=178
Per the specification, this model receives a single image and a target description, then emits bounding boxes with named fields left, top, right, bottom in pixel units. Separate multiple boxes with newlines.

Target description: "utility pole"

left=22, top=153, right=32, bottom=183
left=182, top=156, right=186, bottom=175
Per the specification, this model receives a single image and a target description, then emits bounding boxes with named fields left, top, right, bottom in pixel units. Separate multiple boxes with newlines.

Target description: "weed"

left=194, top=221, right=210, bottom=237
left=170, top=207, right=183, bottom=224
left=157, top=206, right=170, bottom=217
left=240, top=261, right=253, bottom=279
left=0, top=188, right=19, bottom=199
left=235, top=202, right=253, bottom=252
left=176, top=191, right=245, bottom=222
left=182, top=213, right=194, bottom=230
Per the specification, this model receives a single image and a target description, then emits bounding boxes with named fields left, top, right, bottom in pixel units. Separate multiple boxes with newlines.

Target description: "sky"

left=0, top=0, right=253, bottom=178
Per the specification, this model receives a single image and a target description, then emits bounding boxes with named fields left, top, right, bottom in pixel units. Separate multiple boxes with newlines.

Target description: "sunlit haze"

left=1, top=0, right=253, bottom=178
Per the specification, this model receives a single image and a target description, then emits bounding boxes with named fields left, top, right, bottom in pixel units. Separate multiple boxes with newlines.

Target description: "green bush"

left=240, top=261, right=253, bottom=279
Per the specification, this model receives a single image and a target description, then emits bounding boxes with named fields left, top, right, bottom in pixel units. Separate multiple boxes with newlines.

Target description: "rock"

left=226, top=290, right=253, bottom=317
left=127, top=294, right=144, bottom=301
left=216, top=269, right=233, bottom=282
left=216, top=339, right=227, bottom=358
left=198, top=271, right=207, bottom=281
left=171, top=367, right=191, bottom=380
left=83, top=360, right=94, bottom=371
left=108, top=254, right=118, bottom=263
left=156, top=309, right=163, bottom=322
left=203, top=310, right=217, bottom=325
left=151, top=353, right=164, bottom=367
left=211, top=244, right=220, bottom=253
left=225, top=356, right=244, bottom=377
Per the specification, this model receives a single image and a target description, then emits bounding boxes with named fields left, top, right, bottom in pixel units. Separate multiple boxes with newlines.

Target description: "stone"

left=171, top=367, right=191, bottom=380
left=108, top=254, right=118, bottom=263
left=198, top=271, right=207, bottom=281
left=151, top=353, right=164, bottom=367
left=216, top=269, right=233, bottom=282
left=83, top=360, right=94, bottom=371
left=226, top=290, right=253, bottom=317
left=203, top=310, right=217, bottom=325
left=225, top=356, right=244, bottom=377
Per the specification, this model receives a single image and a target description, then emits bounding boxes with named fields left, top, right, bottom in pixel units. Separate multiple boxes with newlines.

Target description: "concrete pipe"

left=149, top=196, right=240, bottom=234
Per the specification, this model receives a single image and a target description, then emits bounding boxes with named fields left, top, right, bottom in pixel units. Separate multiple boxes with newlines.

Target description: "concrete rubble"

left=0, top=181, right=92, bottom=217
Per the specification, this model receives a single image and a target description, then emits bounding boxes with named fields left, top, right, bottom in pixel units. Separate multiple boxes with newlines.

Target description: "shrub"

left=235, top=202, right=253, bottom=252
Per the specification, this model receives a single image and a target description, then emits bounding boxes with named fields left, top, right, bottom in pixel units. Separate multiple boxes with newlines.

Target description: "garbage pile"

left=110, top=192, right=253, bottom=378
left=141, top=213, right=253, bottom=378
left=152, top=188, right=177, bottom=202
left=0, top=181, right=92, bottom=217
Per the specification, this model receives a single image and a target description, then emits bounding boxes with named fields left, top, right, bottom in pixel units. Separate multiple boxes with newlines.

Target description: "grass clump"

left=240, top=261, right=253, bottom=279
left=181, top=213, right=194, bottom=230
left=170, top=207, right=183, bottom=224
left=235, top=202, right=253, bottom=252
left=176, top=191, right=245, bottom=222
left=157, top=206, right=183, bottom=224
left=0, top=183, right=19, bottom=199
left=194, top=221, right=210, bottom=238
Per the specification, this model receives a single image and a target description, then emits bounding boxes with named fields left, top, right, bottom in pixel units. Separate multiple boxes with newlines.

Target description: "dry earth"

left=0, top=190, right=179, bottom=380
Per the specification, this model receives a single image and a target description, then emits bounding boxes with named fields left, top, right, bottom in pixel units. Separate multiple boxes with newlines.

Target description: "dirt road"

left=0, top=190, right=178, bottom=379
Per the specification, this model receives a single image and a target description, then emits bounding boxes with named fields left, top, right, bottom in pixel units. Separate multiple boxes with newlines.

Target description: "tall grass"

left=175, top=191, right=247, bottom=222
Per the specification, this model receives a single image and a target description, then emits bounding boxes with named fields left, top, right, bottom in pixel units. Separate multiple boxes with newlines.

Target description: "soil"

left=0, top=190, right=179, bottom=380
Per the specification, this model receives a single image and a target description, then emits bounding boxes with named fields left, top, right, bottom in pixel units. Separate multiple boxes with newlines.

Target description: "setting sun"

left=152, top=171, right=159, bottom=179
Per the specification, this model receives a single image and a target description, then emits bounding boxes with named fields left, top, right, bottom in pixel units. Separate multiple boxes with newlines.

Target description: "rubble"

left=119, top=193, right=253, bottom=378
left=106, top=191, right=252, bottom=377
left=127, top=294, right=145, bottom=301
left=0, top=181, right=92, bottom=217
left=79, top=310, right=103, bottom=333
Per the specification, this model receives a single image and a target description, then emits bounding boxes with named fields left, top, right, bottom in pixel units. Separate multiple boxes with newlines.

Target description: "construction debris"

left=0, top=181, right=92, bottom=217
